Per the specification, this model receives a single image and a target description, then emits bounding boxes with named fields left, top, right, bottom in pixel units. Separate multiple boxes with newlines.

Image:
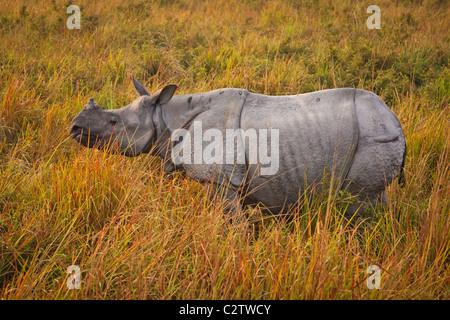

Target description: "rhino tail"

left=398, top=140, right=407, bottom=187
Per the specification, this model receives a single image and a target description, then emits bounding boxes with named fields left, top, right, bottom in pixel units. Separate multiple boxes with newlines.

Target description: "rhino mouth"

left=69, top=125, right=104, bottom=148
left=69, top=125, right=84, bottom=140
left=70, top=125, right=124, bottom=153
left=69, top=125, right=94, bottom=145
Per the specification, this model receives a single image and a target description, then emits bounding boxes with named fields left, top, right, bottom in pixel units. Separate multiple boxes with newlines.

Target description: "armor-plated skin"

left=241, top=89, right=359, bottom=211
left=70, top=77, right=406, bottom=217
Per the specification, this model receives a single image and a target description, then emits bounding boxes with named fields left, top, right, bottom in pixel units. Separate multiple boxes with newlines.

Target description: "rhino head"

left=69, top=77, right=177, bottom=157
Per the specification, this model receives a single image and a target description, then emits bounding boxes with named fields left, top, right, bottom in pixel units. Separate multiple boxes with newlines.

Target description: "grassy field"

left=0, top=0, right=449, bottom=299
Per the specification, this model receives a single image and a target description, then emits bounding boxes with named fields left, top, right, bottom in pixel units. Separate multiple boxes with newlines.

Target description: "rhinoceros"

left=69, top=77, right=406, bottom=218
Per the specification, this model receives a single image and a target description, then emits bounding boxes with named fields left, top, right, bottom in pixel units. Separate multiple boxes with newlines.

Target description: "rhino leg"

left=345, top=190, right=388, bottom=219
left=205, top=183, right=245, bottom=222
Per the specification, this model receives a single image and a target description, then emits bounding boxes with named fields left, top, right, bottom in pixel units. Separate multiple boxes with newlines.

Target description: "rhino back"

left=240, top=88, right=359, bottom=212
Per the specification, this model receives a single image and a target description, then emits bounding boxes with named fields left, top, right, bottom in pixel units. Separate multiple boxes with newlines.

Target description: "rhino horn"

left=130, top=75, right=150, bottom=96
left=87, top=97, right=100, bottom=108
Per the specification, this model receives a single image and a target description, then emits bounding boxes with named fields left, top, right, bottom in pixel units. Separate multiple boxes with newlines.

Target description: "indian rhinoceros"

left=69, top=77, right=406, bottom=218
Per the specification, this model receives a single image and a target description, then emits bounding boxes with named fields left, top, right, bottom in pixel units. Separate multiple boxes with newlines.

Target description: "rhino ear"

left=131, top=75, right=150, bottom=96
left=154, top=84, right=177, bottom=105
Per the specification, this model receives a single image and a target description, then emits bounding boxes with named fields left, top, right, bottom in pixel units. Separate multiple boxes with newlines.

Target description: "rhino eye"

left=108, top=120, right=117, bottom=125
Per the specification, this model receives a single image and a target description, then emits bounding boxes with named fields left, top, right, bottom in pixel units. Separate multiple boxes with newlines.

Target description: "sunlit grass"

left=0, top=0, right=448, bottom=299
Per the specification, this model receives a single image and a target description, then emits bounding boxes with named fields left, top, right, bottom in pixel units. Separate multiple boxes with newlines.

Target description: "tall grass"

left=0, top=0, right=449, bottom=299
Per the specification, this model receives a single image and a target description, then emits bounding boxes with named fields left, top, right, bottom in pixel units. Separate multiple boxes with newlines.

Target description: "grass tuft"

left=0, top=0, right=448, bottom=299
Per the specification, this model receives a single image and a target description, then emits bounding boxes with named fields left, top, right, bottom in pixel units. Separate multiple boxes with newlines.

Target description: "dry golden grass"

left=0, top=0, right=448, bottom=299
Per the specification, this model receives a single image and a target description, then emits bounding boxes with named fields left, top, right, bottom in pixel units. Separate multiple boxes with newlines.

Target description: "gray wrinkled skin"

left=70, top=77, right=406, bottom=218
